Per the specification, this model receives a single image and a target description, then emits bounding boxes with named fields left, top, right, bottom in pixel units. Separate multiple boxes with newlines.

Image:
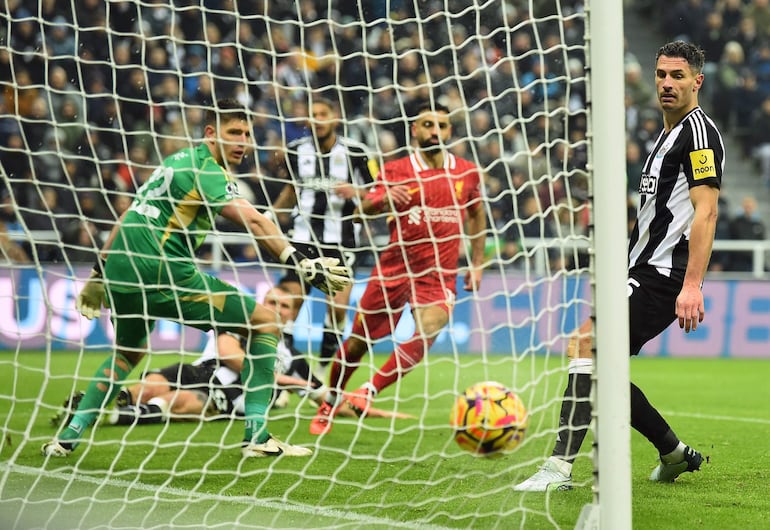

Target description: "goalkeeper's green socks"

left=242, top=333, right=279, bottom=445
left=59, top=353, right=134, bottom=449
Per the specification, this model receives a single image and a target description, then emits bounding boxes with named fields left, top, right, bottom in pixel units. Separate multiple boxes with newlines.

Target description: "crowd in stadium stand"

left=0, top=0, right=765, bottom=272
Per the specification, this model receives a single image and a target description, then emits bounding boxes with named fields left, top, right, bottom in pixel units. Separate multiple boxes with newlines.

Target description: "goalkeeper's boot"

left=41, top=440, right=73, bottom=458
left=241, top=436, right=312, bottom=458
left=513, top=458, right=573, bottom=492
left=344, top=387, right=372, bottom=417
left=49, top=391, right=85, bottom=428
left=309, top=400, right=339, bottom=435
left=649, top=446, right=704, bottom=482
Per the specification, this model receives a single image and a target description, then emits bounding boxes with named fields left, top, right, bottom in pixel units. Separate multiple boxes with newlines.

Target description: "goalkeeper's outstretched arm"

left=219, top=198, right=352, bottom=295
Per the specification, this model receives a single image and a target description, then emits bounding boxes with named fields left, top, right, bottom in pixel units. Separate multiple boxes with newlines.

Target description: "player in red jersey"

left=310, top=102, right=487, bottom=435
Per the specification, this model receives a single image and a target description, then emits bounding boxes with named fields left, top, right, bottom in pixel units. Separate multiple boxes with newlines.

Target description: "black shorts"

left=279, top=241, right=361, bottom=294
left=627, top=264, right=685, bottom=356
left=153, top=362, right=242, bottom=415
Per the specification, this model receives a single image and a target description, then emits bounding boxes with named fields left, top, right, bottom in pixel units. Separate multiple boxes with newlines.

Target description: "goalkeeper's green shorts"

left=107, top=271, right=257, bottom=350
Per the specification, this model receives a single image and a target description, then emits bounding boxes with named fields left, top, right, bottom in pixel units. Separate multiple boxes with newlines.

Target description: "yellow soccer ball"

left=450, top=381, right=528, bottom=456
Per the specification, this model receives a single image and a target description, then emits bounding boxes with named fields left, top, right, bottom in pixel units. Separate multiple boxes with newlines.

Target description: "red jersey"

left=365, top=152, right=482, bottom=284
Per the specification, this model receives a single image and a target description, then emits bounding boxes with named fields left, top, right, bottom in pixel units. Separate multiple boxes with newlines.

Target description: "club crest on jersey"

left=224, top=181, right=239, bottom=200
left=454, top=180, right=464, bottom=199
left=690, top=149, right=716, bottom=180
left=638, top=173, right=657, bottom=195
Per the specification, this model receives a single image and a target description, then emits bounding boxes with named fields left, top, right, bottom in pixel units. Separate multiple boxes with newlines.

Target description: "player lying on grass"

left=43, top=98, right=351, bottom=460
left=51, top=287, right=412, bottom=426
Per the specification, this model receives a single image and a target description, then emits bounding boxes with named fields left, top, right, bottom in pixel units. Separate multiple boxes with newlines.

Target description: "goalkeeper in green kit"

left=42, top=98, right=351, bottom=459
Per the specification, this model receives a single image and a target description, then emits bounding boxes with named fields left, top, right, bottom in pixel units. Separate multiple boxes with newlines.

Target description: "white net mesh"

left=0, top=1, right=594, bottom=528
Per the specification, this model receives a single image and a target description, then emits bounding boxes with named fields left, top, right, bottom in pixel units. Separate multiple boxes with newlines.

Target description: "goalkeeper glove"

left=280, top=246, right=352, bottom=296
left=76, top=258, right=107, bottom=320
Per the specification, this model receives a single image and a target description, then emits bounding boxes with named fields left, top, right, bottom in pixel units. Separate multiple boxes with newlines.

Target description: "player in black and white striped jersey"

left=271, top=98, right=378, bottom=374
left=516, top=40, right=723, bottom=491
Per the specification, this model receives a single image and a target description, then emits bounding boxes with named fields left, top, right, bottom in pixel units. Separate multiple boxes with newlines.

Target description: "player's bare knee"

left=414, top=307, right=448, bottom=338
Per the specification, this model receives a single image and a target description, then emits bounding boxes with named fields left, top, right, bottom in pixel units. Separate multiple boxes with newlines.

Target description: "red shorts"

left=350, top=273, right=456, bottom=340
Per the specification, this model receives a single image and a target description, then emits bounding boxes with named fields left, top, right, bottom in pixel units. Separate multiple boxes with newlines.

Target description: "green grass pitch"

left=1, top=351, right=768, bottom=529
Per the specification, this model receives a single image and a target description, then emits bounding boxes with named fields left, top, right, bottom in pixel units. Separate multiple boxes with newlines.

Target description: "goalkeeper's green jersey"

left=105, top=144, right=239, bottom=291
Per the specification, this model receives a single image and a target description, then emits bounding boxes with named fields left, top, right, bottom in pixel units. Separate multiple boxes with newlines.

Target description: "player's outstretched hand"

left=299, top=257, right=352, bottom=295
left=76, top=271, right=106, bottom=320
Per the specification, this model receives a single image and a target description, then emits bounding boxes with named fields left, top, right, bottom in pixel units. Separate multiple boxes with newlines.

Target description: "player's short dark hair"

left=310, top=96, right=337, bottom=112
left=656, top=41, right=705, bottom=74
left=205, top=98, right=248, bottom=126
left=410, top=101, right=450, bottom=121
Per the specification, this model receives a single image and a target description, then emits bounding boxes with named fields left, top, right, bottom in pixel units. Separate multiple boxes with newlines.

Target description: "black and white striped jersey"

left=629, top=106, right=724, bottom=276
left=285, top=136, right=376, bottom=247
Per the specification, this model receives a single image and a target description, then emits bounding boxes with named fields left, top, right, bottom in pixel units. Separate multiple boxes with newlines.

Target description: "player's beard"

left=315, top=128, right=335, bottom=149
left=418, top=137, right=441, bottom=151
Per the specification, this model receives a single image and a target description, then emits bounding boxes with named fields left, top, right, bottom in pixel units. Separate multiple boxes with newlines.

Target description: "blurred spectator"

left=634, top=109, right=663, bottom=159
left=44, top=15, right=77, bottom=78
left=108, top=0, right=139, bottom=37
left=0, top=219, right=31, bottom=263
left=4, top=68, right=38, bottom=120
left=743, top=0, right=770, bottom=42
left=54, top=98, right=87, bottom=154
left=728, top=196, right=766, bottom=272
left=750, top=41, right=770, bottom=97
left=733, top=70, right=764, bottom=157
left=734, top=15, right=761, bottom=55
left=710, top=195, right=733, bottom=272
left=181, top=44, right=208, bottom=98
left=47, top=65, right=83, bottom=121
left=624, top=61, right=656, bottom=108
left=720, top=0, right=745, bottom=41
left=699, top=10, right=726, bottom=104
left=749, top=95, right=770, bottom=187
left=61, top=219, right=104, bottom=263
left=9, top=8, right=46, bottom=85
left=116, top=144, right=153, bottom=192
left=117, top=67, right=150, bottom=131
left=211, top=46, right=245, bottom=100
left=14, top=183, right=66, bottom=262
left=626, top=138, right=644, bottom=195
left=22, top=96, right=51, bottom=154
left=520, top=60, right=564, bottom=105
left=145, top=45, right=173, bottom=95
left=712, top=41, right=746, bottom=130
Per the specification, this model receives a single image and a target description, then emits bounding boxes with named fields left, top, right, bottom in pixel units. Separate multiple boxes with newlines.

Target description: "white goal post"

left=0, top=1, right=630, bottom=529
left=585, top=0, right=632, bottom=529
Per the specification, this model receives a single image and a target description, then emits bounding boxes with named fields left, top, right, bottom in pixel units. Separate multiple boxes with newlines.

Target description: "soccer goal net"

left=0, top=1, right=628, bottom=529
